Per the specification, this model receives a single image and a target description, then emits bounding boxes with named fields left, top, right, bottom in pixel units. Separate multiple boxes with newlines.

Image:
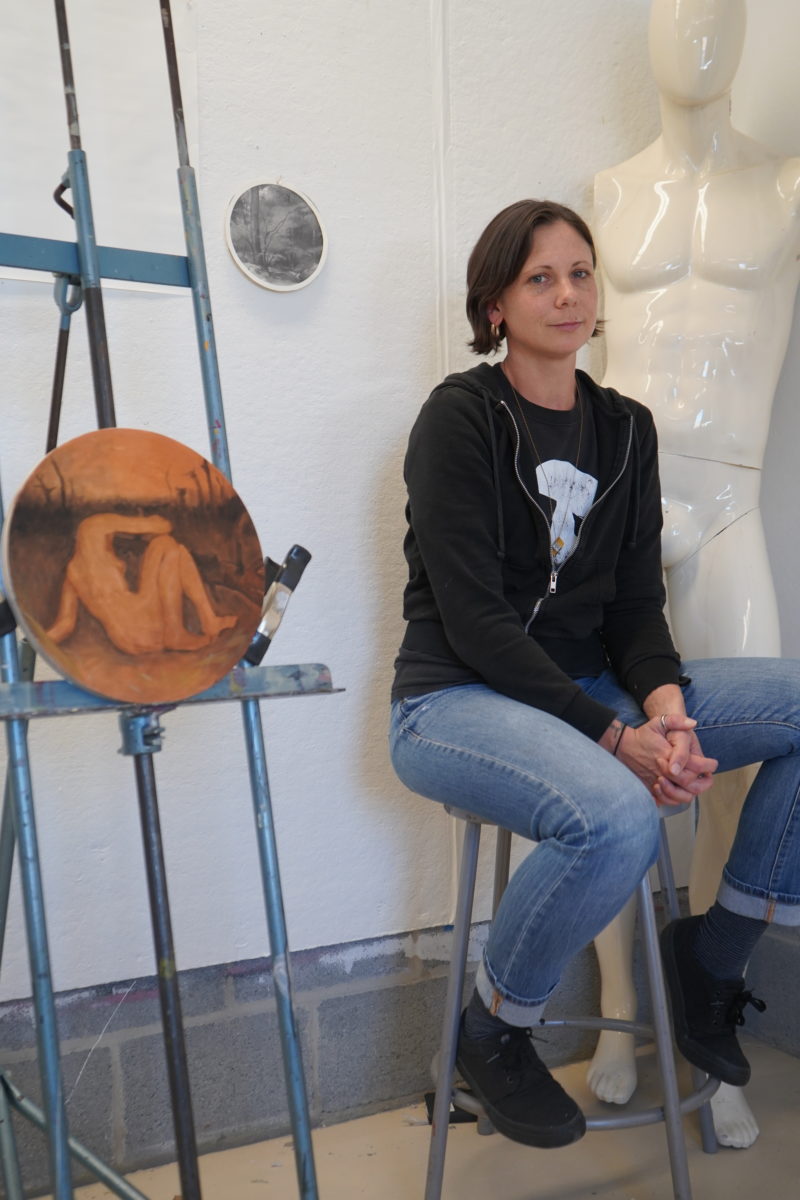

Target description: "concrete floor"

left=55, top=1038, right=800, bottom=1199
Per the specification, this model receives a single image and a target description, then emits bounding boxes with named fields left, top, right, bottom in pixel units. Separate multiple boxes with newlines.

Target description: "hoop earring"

left=490, top=323, right=501, bottom=342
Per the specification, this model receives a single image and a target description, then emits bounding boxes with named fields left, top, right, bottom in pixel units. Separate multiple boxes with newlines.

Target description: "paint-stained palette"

left=1, top=429, right=264, bottom=704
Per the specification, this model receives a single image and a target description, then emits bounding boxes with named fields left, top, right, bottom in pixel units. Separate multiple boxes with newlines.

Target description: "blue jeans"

left=388, top=658, right=800, bottom=1023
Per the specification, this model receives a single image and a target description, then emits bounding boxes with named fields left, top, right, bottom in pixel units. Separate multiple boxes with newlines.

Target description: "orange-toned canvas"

left=1, top=429, right=264, bottom=704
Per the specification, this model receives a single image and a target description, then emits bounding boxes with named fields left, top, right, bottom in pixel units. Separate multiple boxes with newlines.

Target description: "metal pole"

left=124, top=715, right=202, bottom=1200
left=158, top=1, right=230, bottom=477
left=159, top=2, right=191, bottom=169
left=2, top=345, right=69, bottom=961
left=159, top=12, right=321, bottom=1197
left=47, top=312, right=70, bottom=452
left=177, top=167, right=231, bottom=476
left=241, top=702, right=319, bottom=1199
left=425, top=818, right=481, bottom=1200
left=47, top=276, right=82, bottom=453
left=0, top=472, right=72, bottom=1199
left=52, top=0, right=116, bottom=428
left=0, top=1076, right=24, bottom=1200
left=4, top=1075, right=151, bottom=1200
left=0, top=641, right=35, bottom=966
left=0, top=776, right=18, bottom=967
left=492, top=827, right=512, bottom=917
left=0, top=655, right=72, bottom=1197
left=638, top=875, right=694, bottom=1200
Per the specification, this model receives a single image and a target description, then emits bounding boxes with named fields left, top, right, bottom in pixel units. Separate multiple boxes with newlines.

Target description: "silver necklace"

left=509, top=382, right=585, bottom=560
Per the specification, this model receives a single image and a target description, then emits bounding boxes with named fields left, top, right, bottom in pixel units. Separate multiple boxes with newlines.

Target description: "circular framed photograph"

left=225, top=181, right=327, bottom=291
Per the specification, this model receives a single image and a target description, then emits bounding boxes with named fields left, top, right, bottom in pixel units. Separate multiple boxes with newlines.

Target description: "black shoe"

left=660, top=916, right=766, bottom=1087
left=455, top=1015, right=586, bottom=1148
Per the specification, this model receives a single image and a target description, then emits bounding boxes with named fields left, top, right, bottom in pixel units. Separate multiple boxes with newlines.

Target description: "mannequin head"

left=649, top=0, right=746, bottom=106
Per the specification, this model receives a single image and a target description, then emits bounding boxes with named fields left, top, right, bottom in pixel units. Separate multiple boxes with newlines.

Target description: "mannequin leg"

left=689, top=770, right=753, bottom=915
left=667, top=513, right=777, bottom=1149
left=587, top=894, right=638, bottom=1103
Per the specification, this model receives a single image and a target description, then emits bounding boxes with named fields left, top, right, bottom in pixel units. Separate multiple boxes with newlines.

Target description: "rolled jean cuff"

left=718, top=872, right=800, bottom=926
left=475, top=959, right=548, bottom=1028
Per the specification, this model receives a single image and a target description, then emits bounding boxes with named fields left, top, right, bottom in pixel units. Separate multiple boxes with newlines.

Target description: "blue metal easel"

left=0, top=4, right=333, bottom=1197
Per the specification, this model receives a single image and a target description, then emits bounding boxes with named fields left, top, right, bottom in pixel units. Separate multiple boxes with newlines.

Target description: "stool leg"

left=638, top=874, right=694, bottom=1200
left=656, top=820, right=681, bottom=922
left=492, top=827, right=512, bottom=917
left=657, top=822, right=718, bottom=1156
left=425, top=819, right=481, bottom=1200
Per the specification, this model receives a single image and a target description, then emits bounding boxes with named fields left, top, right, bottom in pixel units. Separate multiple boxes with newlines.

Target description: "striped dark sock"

left=692, top=902, right=768, bottom=980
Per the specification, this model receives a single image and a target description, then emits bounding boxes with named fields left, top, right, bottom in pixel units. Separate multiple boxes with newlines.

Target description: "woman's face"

left=488, top=221, right=597, bottom=362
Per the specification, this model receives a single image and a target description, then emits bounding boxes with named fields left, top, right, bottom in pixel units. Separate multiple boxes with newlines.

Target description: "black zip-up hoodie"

left=392, top=363, right=681, bottom=740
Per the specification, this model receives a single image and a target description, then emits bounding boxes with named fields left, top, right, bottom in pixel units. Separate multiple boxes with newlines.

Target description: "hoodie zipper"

left=498, top=398, right=635, bottom=631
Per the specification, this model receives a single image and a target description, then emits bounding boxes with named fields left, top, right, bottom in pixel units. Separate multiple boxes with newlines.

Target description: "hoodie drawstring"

left=485, top=393, right=506, bottom=562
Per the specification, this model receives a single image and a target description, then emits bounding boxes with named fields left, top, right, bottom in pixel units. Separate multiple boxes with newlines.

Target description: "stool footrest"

left=540, top=1015, right=653, bottom=1038
left=448, top=1054, right=720, bottom=1132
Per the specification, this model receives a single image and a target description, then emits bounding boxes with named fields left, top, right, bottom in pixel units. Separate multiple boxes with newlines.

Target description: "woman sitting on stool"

left=389, top=198, right=800, bottom=1149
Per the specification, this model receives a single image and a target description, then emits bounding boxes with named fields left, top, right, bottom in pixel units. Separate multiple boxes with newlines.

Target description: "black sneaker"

left=455, top=1015, right=586, bottom=1148
left=661, top=916, right=766, bottom=1087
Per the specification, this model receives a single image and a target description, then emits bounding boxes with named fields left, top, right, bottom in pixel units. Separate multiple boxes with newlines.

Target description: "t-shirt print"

left=535, top=461, right=597, bottom=565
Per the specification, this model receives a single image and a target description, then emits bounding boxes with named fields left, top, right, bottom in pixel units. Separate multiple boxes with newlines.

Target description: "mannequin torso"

left=598, top=143, right=800, bottom=466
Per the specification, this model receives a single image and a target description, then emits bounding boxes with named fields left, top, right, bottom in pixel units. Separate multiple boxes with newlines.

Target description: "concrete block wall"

left=3, top=920, right=600, bottom=1197
left=745, top=925, right=800, bottom=1053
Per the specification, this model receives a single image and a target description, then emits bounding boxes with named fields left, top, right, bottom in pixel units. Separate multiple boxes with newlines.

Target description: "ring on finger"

left=659, top=714, right=668, bottom=734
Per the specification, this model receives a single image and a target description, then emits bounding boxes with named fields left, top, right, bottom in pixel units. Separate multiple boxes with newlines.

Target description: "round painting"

left=1, top=429, right=264, bottom=704
left=226, top=181, right=327, bottom=291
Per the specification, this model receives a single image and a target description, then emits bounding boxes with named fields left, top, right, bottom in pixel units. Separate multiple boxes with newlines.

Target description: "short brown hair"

left=466, top=200, right=601, bottom=355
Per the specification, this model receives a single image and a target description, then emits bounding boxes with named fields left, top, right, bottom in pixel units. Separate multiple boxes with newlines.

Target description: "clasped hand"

left=616, top=713, right=718, bottom=807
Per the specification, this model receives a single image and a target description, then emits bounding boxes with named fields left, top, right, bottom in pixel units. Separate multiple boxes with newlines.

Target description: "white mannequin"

left=588, top=0, right=800, bottom=1148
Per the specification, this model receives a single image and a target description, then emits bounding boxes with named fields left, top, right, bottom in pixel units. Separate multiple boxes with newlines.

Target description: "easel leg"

left=0, top=1075, right=24, bottom=1200
left=0, top=640, right=35, bottom=963
left=3, top=1074, right=150, bottom=1200
left=0, top=775, right=18, bottom=965
left=241, top=699, right=319, bottom=1200
left=122, top=714, right=203, bottom=1200
left=1, top=633, right=73, bottom=1198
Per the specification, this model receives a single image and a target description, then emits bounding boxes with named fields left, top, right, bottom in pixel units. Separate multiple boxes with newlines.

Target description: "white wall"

left=0, top=0, right=797, bottom=1001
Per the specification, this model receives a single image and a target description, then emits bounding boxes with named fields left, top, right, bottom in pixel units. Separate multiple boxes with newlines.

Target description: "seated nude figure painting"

left=2, top=428, right=263, bottom=704
left=46, top=513, right=238, bottom=656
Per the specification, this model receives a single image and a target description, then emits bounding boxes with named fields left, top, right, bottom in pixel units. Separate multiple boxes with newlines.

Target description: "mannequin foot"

left=711, top=1083, right=759, bottom=1149
left=586, top=1031, right=637, bottom=1105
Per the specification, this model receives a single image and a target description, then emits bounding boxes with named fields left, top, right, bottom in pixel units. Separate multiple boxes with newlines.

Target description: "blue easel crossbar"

left=0, top=663, right=339, bottom=721
left=0, top=231, right=190, bottom=288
